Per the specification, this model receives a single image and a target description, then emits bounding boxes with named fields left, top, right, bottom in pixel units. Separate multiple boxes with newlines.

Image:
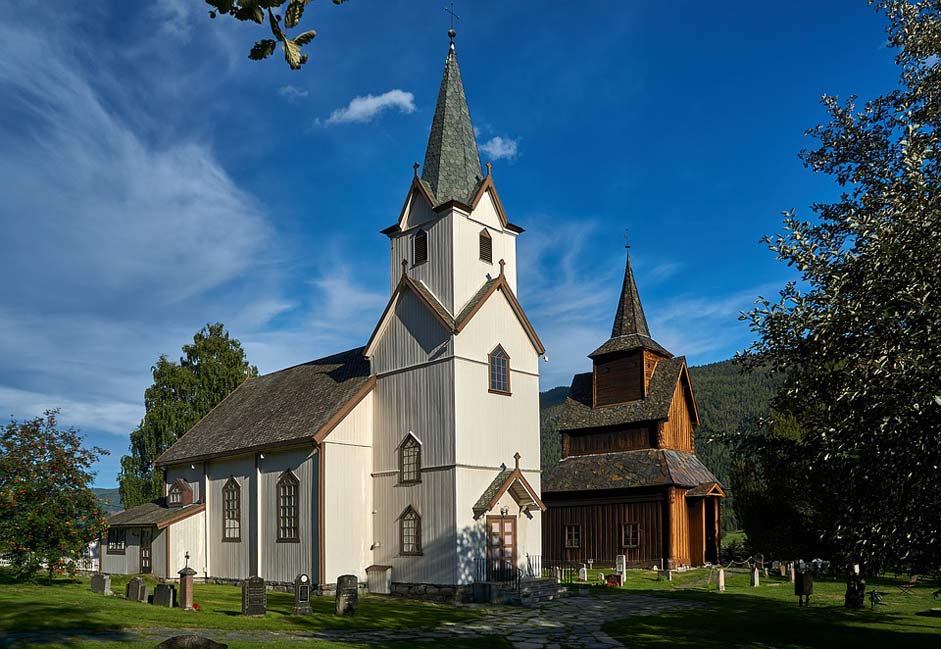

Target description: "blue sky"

left=0, top=1, right=900, bottom=488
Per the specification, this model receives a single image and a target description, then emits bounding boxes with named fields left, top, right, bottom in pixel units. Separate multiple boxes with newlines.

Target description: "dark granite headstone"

left=91, top=573, right=113, bottom=595
left=153, top=583, right=177, bottom=608
left=126, top=577, right=148, bottom=603
left=241, top=576, right=266, bottom=617
left=154, top=635, right=228, bottom=649
left=335, top=574, right=358, bottom=616
left=293, top=574, right=312, bottom=615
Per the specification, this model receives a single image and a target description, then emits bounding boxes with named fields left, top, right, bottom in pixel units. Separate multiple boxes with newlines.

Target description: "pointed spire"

left=611, top=248, right=650, bottom=338
left=421, top=36, right=483, bottom=205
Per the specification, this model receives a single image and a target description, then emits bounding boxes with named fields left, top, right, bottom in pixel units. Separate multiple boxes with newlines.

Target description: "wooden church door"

left=486, top=516, right=516, bottom=580
left=139, top=529, right=152, bottom=574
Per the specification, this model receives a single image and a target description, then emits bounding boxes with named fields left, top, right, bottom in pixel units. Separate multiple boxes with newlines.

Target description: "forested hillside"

left=91, top=488, right=123, bottom=514
left=539, top=358, right=780, bottom=531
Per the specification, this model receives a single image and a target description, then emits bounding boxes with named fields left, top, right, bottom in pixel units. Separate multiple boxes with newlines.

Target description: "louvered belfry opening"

left=479, top=229, right=492, bottom=263
left=414, top=229, right=428, bottom=265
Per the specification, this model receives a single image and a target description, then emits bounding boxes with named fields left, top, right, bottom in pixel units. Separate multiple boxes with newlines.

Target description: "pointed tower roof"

left=589, top=249, right=672, bottom=358
left=421, top=37, right=483, bottom=205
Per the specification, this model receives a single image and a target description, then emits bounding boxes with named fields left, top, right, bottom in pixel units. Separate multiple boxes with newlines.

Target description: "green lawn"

left=597, top=567, right=941, bottom=649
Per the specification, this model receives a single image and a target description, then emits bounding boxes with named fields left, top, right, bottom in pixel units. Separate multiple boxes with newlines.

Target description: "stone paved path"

left=0, top=592, right=701, bottom=649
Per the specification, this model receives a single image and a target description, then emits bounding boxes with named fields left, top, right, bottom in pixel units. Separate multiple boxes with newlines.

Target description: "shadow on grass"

left=602, top=586, right=941, bottom=649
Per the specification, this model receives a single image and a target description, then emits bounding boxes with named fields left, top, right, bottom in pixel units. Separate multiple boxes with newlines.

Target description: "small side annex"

left=541, top=250, right=724, bottom=569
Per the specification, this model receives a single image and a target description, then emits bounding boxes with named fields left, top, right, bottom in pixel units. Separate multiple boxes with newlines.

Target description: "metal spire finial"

left=444, top=2, right=459, bottom=45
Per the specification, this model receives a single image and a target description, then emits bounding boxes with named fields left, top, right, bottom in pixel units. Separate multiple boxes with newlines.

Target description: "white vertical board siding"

left=169, top=512, right=205, bottom=578
left=371, top=469, right=457, bottom=585
left=453, top=289, right=538, bottom=374
left=258, top=446, right=316, bottom=583
left=323, top=393, right=373, bottom=582
left=152, top=529, right=167, bottom=579
left=103, top=527, right=140, bottom=574
left=371, top=290, right=453, bottom=375
left=452, top=195, right=518, bottom=311
left=206, top=454, right=254, bottom=579
left=454, top=468, right=543, bottom=584
left=165, top=464, right=203, bottom=502
left=390, top=215, right=454, bottom=312
left=374, top=362, right=455, bottom=471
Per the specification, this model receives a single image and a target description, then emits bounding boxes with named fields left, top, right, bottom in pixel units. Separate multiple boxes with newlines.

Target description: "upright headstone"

left=779, top=563, right=787, bottom=577
left=616, top=555, right=627, bottom=583
left=717, top=568, right=726, bottom=592
left=335, top=574, right=358, bottom=616
left=153, top=583, right=177, bottom=608
left=750, top=566, right=760, bottom=587
left=552, top=566, right=562, bottom=582
left=179, top=566, right=197, bottom=611
left=241, top=577, right=266, bottom=616
left=578, top=564, right=588, bottom=581
left=658, top=569, right=673, bottom=581
left=154, top=635, right=228, bottom=649
left=293, top=574, right=312, bottom=615
left=789, top=563, right=796, bottom=583
left=125, top=576, right=147, bottom=603
left=91, top=573, right=113, bottom=596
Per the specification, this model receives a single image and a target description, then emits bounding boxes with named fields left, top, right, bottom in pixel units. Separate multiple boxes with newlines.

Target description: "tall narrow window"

left=413, top=229, right=428, bottom=265
left=277, top=471, right=300, bottom=542
left=399, top=434, right=422, bottom=484
left=222, top=478, right=241, bottom=542
left=400, top=506, right=422, bottom=555
left=621, top=523, right=639, bottom=548
left=479, top=229, right=492, bottom=263
left=488, top=345, right=511, bottom=395
left=107, top=528, right=126, bottom=554
left=564, top=525, right=580, bottom=549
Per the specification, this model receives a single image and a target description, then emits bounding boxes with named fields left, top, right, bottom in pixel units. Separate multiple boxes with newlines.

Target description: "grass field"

left=598, top=567, right=941, bottom=649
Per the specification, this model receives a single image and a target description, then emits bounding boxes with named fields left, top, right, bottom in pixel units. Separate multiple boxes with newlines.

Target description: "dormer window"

left=479, top=229, right=492, bottom=263
left=413, top=229, right=428, bottom=265
left=488, top=345, right=511, bottom=395
left=167, top=478, right=192, bottom=508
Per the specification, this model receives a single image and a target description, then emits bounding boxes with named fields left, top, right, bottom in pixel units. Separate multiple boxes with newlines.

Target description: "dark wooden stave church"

left=541, top=250, right=725, bottom=568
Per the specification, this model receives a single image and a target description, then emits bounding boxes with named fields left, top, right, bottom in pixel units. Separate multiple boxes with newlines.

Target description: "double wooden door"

left=139, top=529, right=152, bottom=574
left=486, top=516, right=516, bottom=581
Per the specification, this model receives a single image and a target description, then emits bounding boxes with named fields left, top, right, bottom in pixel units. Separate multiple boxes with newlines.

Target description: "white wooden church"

left=103, top=33, right=547, bottom=595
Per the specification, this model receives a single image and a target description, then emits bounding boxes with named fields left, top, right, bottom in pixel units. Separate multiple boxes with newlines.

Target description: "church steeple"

left=589, top=247, right=672, bottom=359
left=420, top=35, right=483, bottom=205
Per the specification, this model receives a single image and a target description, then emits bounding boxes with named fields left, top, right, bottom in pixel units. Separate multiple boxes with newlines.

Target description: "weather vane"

left=624, top=228, right=631, bottom=251
left=444, top=1, right=460, bottom=41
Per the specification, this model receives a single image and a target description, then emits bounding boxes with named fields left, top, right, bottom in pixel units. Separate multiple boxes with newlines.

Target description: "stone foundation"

left=390, top=582, right=476, bottom=604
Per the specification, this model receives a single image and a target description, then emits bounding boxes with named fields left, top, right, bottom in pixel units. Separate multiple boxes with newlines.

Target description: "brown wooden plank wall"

left=687, top=498, right=705, bottom=566
left=542, top=498, right=663, bottom=566
left=643, top=351, right=661, bottom=392
left=669, top=488, right=691, bottom=567
left=564, top=425, right=653, bottom=457
left=593, top=352, right=644, bottom=406
left=661, top=379, right=695, bottom=451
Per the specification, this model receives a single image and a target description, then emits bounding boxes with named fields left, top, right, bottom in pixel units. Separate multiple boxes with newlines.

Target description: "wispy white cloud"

left=324, top=89, right=416, bottom=125
left=278, top=85, right=309, bottom=100
left=152, top=0, right=197, bottom=42
left=480, top=136, right=519, bottom=160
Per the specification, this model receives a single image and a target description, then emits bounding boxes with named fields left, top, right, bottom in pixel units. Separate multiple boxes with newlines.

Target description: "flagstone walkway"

left=1, top=592, right=701, bottom=649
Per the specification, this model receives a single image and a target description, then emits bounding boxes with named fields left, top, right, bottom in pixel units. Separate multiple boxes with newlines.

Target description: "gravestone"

left=154, top=635, right=228, bottom=649
left=179, top=566, right=197, bottom=611
left=615, top=554, right=627, bottom=583
left=241, top=577, right=266, bottom=617
left=750, top=567, right=760, bottom=587
left=552, top=566, right=562, bottom=582
left=789, top=563, right=796, bottom=583
left=293, top=574, right=312, bottom=615
left=578, top=565, right=588, bottom=581
left=795, top=570, right=815, bottom=607
left=779, top=563, right=787, bottom=577
left=658, top=569, right=672, bottom=581
left=126, top=577, right=147, bottom=603
left=153, top=583, right=177, bottom=608
left=91, top=574, right=113, bottom=596
left=335, top=574, right=358, bottom=616
left=717, top=568, right=726, bottom=592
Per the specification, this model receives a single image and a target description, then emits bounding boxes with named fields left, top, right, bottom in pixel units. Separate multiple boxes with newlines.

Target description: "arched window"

left=488, top=345, right=511, bottom=395
left=413, top=229, right=428, bottom=265
left=399, top=506, right=422, bottom=556
left=398, top=434, right=422, bottom=484
left=222, top=478, right=241, bottom=542
left=479, top=229, right=492, bottom=263
left=276, top=471, right=300, bottom=542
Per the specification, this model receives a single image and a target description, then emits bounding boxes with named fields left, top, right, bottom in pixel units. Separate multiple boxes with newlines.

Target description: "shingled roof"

left=542, top=448, right=720, bottom=494
left=557, top=356, right=687, bottom=432
left=421, top=42, right=483, bottom=205
left=155, top=347, right=373, bottom=466
left=589, top=251, right=671, bottom=359
left=108, top=501, right=205, bottom=529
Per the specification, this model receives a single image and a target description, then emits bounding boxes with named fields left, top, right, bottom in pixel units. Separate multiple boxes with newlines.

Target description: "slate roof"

left=155, top=347, right=372, bottom=466
left=473, top=467, right=514, bottom=517
left=108, top=501, right=204, bottom=529
left=542, top=448, right=721, bottom=494
left=421, top=44, right=483, bottom=205
left=589, top=251, right=671, bottom=358
left=557, top=356, right=687, bottom=432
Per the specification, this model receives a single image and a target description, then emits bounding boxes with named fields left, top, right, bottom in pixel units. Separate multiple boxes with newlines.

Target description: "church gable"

left=367, top=281, right=454, bottom=374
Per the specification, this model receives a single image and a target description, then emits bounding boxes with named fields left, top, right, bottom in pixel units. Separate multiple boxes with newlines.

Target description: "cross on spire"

left=444, top=2, right=460, bottom=42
